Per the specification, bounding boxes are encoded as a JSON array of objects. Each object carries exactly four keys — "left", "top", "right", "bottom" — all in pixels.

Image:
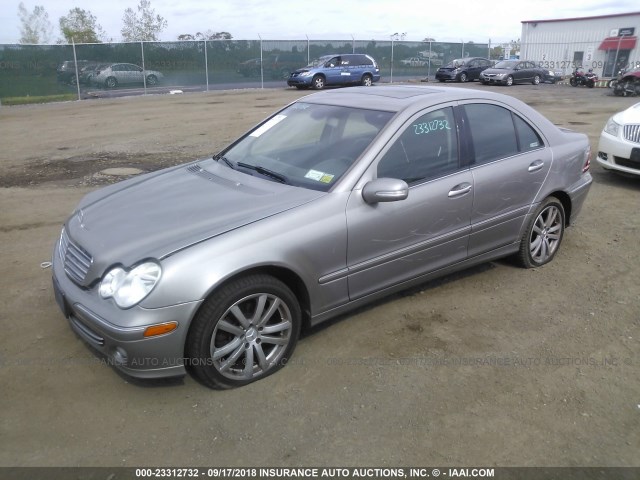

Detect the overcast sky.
[{"left": 1, "top": 0, "right": 638, "bottom": 44}]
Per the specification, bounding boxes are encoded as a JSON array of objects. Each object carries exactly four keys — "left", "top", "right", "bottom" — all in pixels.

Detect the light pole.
[
  {"left": 390, "top": 32, "right": 398, "bottom": 83},
  {"left": 390, "top": 32, "right": 406, "bottom": 83}
]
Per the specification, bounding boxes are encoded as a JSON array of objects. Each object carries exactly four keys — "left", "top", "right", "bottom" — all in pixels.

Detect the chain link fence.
[{"left": 0, "top": 39, "right": 493, "bottom": 103}]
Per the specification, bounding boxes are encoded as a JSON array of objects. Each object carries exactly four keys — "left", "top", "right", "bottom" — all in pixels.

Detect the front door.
[{"left": 345, "top": 105, "right": 473, "bottom": 300}]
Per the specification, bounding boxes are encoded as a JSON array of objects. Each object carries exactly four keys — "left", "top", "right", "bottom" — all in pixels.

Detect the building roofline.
[{"left": 521, "top": 11, "right": 640, "bottom": 24}]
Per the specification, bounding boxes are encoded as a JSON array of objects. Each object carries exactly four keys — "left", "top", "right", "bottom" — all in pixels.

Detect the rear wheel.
[
  {"left": 516, "top": 197, "right": 565, "bottom": 268},
  {"left": 105, "top": 77, "right": 117, "bottom": 89},
  {"left": 458, "top": 72, "right": 468, "bottom": 83},
  {"left": 186, "top": 274, "right": 301, "bottom": 389},
  {"left": 312, "top": 75, "right": 325, "bottom": 89},
  {"left": 146, "top": 74, "right": 158, "bottom": 86},
  {"left": 361, "top": 73, "right": 373, "bottom": 86},
  {"left": 532, "top": 74, "right": 541, "bottom": 85}
]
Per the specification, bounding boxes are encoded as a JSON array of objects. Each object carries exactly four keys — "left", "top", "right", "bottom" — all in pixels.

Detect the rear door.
[{"left": 461, "top": 102, "right": 551, "bottom": 257}]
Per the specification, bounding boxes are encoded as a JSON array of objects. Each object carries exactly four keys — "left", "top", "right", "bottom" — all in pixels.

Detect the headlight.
[
  {"left": 99, "top": 261, "right": 162, "bottom": 308},
  {"left": 495, "top": 73, "right": 506, "bottom": 78},
  {"left": 604, "top": 117, "right": 620, "bottom": 137},
  {"left": 300, "top": 71, "right": 313, "bottom": 77}
]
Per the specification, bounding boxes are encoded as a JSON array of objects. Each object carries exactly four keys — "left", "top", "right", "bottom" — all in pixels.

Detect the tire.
[
  {"left": 361, "top": 73, "right": 373, "bottom": 87},
  {"left": 105, "top": 77, "right": 117, "bottom": 89},
  {"left": 532, "top": 75, "right": 540, "bottom": 85},
  {"left": 505, "top": 75, "right": 514, "bottom": 86},
  {"left": 146, "top": 74, "right": 158, "bottom": 86},
  {"left": 458, "top": 72, "right": 468, "bottom": 83},
  {"left": 587, "top": 80, "right": 594, "bottom": 88},
  {"left": 516, "top": 197, "right": 565, "bottom": 268},
  {"left": 186, "top": 274, "right": 301, "bottom": 389},
  {"left": 312, "top": 75, "right": 325, "bottom": 90},
  {"left": 570, "top": 77, "right": 577, "bottom": 87}
]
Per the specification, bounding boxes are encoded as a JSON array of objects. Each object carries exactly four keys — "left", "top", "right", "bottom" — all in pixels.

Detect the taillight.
[{"left": 582, "top": 145, "right": 591, "bottom": 173}]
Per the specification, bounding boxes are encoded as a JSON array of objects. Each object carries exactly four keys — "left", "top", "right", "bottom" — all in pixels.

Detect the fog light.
[
  {"left": 143, "top": 322, "right": 178, "bottom": 338},
  {"left": 598, "top": 151, "right": 608, "bottom": 161},
  {"left": 111, "top": 347, "right": 128, "bottom": 366}
]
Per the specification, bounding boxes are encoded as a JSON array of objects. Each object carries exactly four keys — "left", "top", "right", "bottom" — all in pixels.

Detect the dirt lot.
[{"left": 1, "top": 83, "right": 639, "bottom": 468}]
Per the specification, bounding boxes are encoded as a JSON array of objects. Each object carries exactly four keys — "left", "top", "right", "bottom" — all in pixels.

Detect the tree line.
[{"left": 16, "top": 0, "right": 233, "bottom": 44}]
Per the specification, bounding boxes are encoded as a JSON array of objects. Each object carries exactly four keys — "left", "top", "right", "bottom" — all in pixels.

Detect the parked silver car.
[
  {"left": 52, "top": 86, "right": 593, "bottom": 389},
  {"left": 92, "top": 63, "right": 163, "bottom": 88}
]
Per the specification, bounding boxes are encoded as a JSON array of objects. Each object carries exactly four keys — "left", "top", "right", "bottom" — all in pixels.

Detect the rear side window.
[{"left": 464, "top": 104, "right": 543, "bottom": 164}]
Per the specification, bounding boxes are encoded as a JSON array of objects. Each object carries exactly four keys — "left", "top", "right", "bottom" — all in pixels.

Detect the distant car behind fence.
[{"left": 0, "top": 39, "right": 493, "bottom": 102}]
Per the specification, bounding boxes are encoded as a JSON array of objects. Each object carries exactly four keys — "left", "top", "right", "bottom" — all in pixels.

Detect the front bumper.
[
  {"left": 597, "top": 131, "right": 640, "bottom": 176},
  {"left": 287, "top": 75, "right": 313, "bottom": 87},
  {"left": 435, "top": 71, "right": 457, "bottom": 81},
  {"left": 52, "top": 239, "right": 202, "bottom": 380},
  {"left": 481, "top": 76, "right": 506, "bottom": 84}
]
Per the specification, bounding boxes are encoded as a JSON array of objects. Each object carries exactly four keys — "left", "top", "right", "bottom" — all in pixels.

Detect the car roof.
[{"left": 300, "top": 85, "right": 519, "bottom": 112}]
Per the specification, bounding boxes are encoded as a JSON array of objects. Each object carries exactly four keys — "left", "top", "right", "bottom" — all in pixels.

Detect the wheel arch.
[
  {"left": 547, "top": 191, "right": 572, "bottom": 226},
  {"left": 195, "top": 265, "right": 312, "bottom": 332}
]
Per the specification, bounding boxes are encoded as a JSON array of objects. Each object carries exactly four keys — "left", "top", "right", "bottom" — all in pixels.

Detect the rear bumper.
[{"left": 566, "top": 172, "right": 593, "bottom": 224}]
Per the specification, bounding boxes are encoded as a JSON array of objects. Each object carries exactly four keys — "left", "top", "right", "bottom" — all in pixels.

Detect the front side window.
[
  {"left": 219, "top": 103, "right": 393, "bottom": 191},
  {"left": 377, "top": 107, "right": 459, "bottom": 185}
]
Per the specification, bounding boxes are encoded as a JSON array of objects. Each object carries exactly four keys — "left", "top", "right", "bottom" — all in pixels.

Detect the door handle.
[
  {"left": 448, "top": 183, "right": 472, "bottom": 198},
  {"left": 528, "top": 160, "right": 544, "bottom": 172}
]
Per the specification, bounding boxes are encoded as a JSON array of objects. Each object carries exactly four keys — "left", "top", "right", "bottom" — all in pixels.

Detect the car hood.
[
  {"left": 613, "top": 102, "right": 640, "bottom": 124},
  {"left": 65, "top": 159, "right": 324, "bottom": 286}
]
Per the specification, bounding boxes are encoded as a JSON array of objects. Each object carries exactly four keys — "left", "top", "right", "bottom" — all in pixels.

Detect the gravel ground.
[{"left": 0, "top": 83, "right": 638, "bottom": 468}]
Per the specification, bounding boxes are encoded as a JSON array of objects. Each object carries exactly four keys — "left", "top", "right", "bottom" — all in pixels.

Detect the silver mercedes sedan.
[{"left": 52, "top": 86, "right": 593, "bottom": 389}]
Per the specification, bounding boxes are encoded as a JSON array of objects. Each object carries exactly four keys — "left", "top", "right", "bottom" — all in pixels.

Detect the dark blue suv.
[{"left": 287, "top": 54, "right": 381, "bottom": 89}]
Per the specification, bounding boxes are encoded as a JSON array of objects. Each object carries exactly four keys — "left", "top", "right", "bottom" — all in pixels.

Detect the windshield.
[
  {"left": 218, "top": 102, "right": 393, "bottom": 192},
  {"left": 494, "top": 60, "right": 518, "bottom": 69},
  {"left": 445, "top": 59, "right": 466, "bottom": 68},
  {"left": 307, "top": 55, "right": 333, "bottom": 67}
]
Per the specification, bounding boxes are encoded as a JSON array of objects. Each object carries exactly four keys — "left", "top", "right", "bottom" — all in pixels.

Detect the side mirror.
[{"left": 362, "top": 178, "right": 409, "bottom": 204}]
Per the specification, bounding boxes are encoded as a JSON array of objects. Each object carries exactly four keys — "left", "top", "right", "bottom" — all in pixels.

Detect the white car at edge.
[{"left": 597, "top": 102, "right": 640, "bottom": 177}]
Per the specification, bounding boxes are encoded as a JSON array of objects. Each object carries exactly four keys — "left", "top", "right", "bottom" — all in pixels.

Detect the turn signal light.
[{"left": 143, "top": 322, "right": 178, "bottom": 338}]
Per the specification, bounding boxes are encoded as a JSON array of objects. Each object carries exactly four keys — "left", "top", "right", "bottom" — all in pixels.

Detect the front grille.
[
  {"left": 59, "top": 228, "right": 93, "bottom": 284},
  {"left": 623, "top": 124, "right": 640, "bottom": 144}
]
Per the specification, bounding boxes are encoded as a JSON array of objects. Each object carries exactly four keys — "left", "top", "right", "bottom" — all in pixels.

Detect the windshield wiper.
[
  {"left": 237, "top": 162, "right": 289, "bottom": 184},
  {"left": 213, "top": 153, "right": 234, "bottom": 169}
]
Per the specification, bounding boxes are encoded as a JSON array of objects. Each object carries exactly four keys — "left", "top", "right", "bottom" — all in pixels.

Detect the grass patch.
[{"left": 1, "top": 93, "right": 78, "bottom": 105}]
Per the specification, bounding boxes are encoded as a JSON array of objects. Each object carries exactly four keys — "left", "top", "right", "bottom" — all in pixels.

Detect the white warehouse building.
[{"left": 520, "top": 11, "right": 639, "bottom": 78}]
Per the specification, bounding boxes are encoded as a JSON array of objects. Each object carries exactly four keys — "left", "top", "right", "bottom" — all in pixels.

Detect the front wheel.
[
  {"left": 570, "top": 77, "right": 577, "bottom": 87},
  {"left": 505, "top": 75, "right": 514, "bottom": 86},
  {"left": 532, "top": 75, "right": 540, "bottom": 85},
  {"left": 516, "top": 197, "right": 565, "bottom": 268},
  {"left": 458, "top": 72, "right": 468, "bottom": 83},
  {"left": 361, "top": 73, "right": 373, "bottom": 86},
  {"left": 146, "top": 74, "right": 158, "bottom": 86},
  {"left": 312, "top": 75, "right": 325, "bottom": 89},
  {"left": 186, "top": 274, "right": 301, "bottom": 389}
]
